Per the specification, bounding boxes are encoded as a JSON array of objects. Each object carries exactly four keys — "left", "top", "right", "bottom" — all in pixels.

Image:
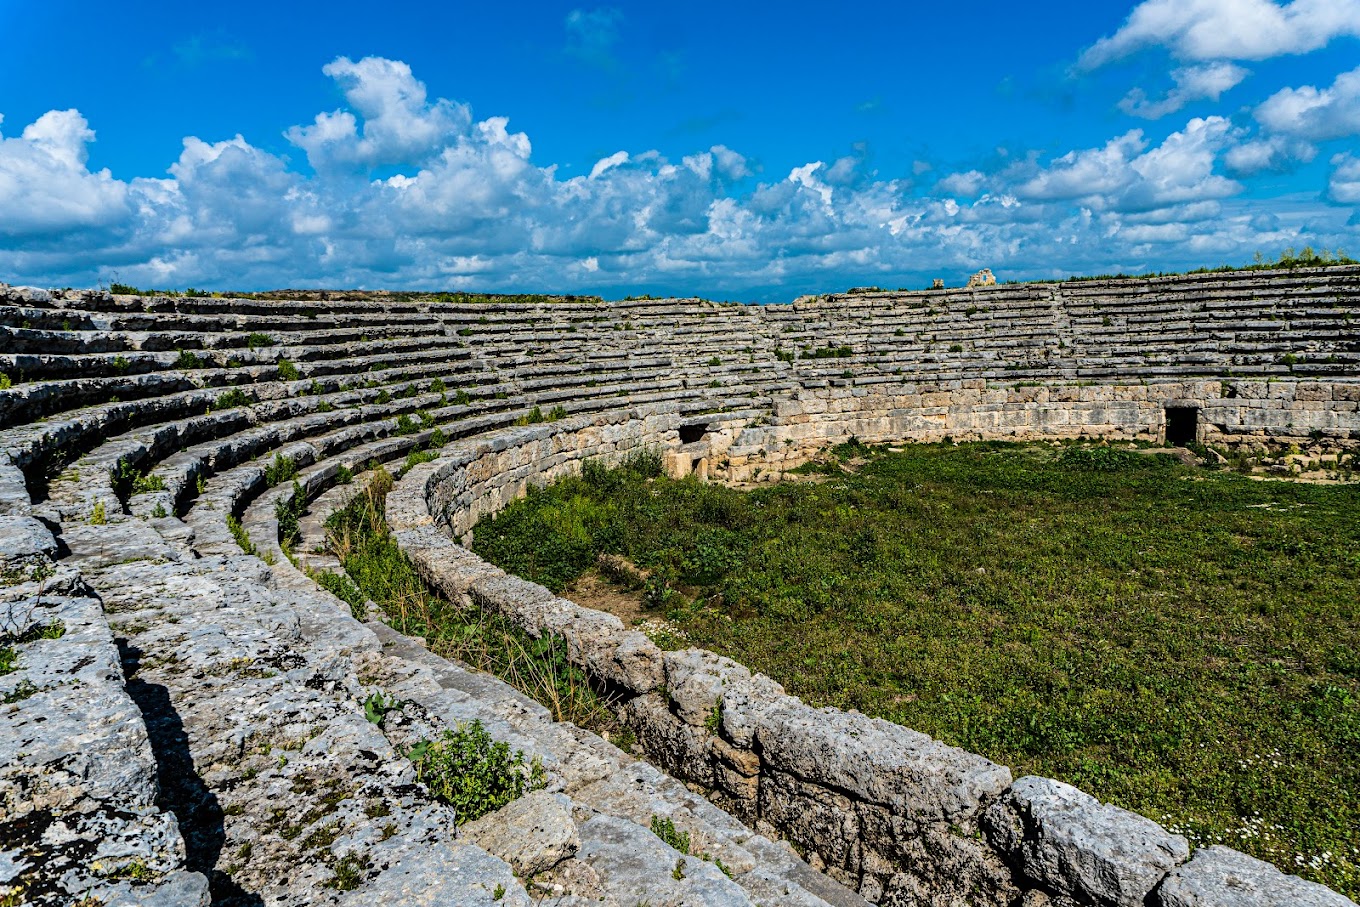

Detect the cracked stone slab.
[
  {"left": 984, "top": 776, "right": 1190, "bottom": 907},
  {"left": 1154, "top": 847, "right": 1359, "bottom": 907},
  {"left": 461, "top": 790, "right": 580, "bottom": 877}
]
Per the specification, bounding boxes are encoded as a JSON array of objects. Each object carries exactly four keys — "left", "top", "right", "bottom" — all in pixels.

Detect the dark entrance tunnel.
[
  {"left": 1165, "top": 406, "right": 1199, "bottom": 446},
  {"left": 679, "top": 423, "right": 709, "bottom": 445}
]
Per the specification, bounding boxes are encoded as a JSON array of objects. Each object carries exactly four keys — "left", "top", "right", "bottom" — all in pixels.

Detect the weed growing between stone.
[
  {"left": 407, "top": 719, "right": 544, "bottom": 824},
  {"left": 225, "top": 515, "right": 257, "bottom": 557},
  {"left": 649, "top": 815, "right": 690, "bottom": 854},
  {"left": 648, "top": 814, "right": 732, "bottom": 876},
  {"left": 473, "top": 441, "right": 1360, "bottom": 897},
  {"left": 309, "top": 570, "right": 368, "bottom": 620},
  {"left": 324, "top": 470, "right": 616, "bottom": 731},
  {"left": 275, "top": 481, "right": 306, "bottom": 553}
]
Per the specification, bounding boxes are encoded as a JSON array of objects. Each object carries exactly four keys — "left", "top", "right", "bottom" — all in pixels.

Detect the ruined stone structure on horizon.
[{"left": 2, "top": 266, "right": 1358, "bottom": 905}]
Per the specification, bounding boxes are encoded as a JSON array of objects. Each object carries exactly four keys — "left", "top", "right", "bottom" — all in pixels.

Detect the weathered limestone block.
[
  {"left": 983, "top": 776, "right": 1189, "bottom": 907},
  {"left": 0, "top": 515, "right": 56, "bottom": 571},
  {"left": 719, "top": 672, "right": 788, "bottom": 748},
  {"left": 759, "top": 770, "right": 862, "bottom": 875},
  {"left": 575, "top": 813, "right": 754, "bottom": 906},
  {"left": 123, "top": 873, "right": 215, "bottom": 907},
  {"left": 1296, "top": 383, "right": 1332, "bottom": 402},
  {"left": 857, "top": 805, "right": 1018, "bottom": 907},
  {"left": 755, "top": 703, "right": 1012, "bottom": 824},
  {"left": 0, "top": 454, "right": 31, "bottom": 516},
  {"left": 460, "top": 790, "right": 580, "bottom": 877},
  {"left": 337, "top": 842, "right": 533, "bottom": 906},
  {"left": 665, "top": 648, "right": 754, "bottom": 727},
  {"left": 0, "top": 595, "right": 160, "bottom": 820},
  {"left": 622, "top": 693, "right": 718, "bottom": 789},
  {"left": 1153, "top": 847, "right": 1358, "bottom": 907}
]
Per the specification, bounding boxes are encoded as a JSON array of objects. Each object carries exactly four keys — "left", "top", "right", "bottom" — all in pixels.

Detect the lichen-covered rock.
[
  {"left": 336, "top": 842, "right": 532, "bottom": 906},
  {"left": 0, "top": 515, "right": 56, "bottom": 571},
  {"left": 1154, "top": 847, "right": 1359, "bottom": 907},
  {"left": 461, "top": 790, "right": 580, "bottom": 877},
  {"left": 665, "top": 648, "right": 752, "bottom": 727},
  {"left": 984, "top": 776, "right": 1190, "bottom": 906},
  {"left": 755, "top": 701, "right": 1012, "bottom": 823},
  {"left": 575, "top": 813, "right": 754, "bottom": 906},
  {"left": 718, "top": 671, "right": 786, "bottom": 748},
  {"left": 101, "top": 869, "right": 211, "bottom": 907}
]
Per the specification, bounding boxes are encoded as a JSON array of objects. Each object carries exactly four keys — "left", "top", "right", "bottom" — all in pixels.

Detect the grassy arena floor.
[{"left": 470, "top": 442, "right": 1360, "bottom": 896}]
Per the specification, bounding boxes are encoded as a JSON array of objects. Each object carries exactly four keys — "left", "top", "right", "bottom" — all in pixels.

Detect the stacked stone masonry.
[{"left": 0, "top": 266, "right": 1357, "bottom": 906}]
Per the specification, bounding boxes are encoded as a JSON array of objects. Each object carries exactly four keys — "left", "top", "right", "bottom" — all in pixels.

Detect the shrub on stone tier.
[{"left": 407, "top": 720, "right": 544, "bottom": 824}]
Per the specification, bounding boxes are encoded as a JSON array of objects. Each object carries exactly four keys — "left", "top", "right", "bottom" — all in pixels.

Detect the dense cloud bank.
[{"left": 2, "top": 40, "right": 1358, "bottom": 296}]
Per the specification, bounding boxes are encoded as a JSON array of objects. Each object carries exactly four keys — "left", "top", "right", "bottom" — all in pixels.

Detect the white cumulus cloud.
[
  {"left": 1224, "top": 135, "right": 1318, "bottom": 174},
  {"left": 1082, "top": 0, "right": 1360, "bottom": 67},
  {"left": 0, "top": 110, "right": 128, "bottom": 236},
  {"left": 1119, "top": 62, "right": 1249, "bottom": 118},
  {"left": 1254, "top": 65, "right": 1360, "bottom": 140},
  {"left": 285, "top": 56, "right": 471, "bottom": 171},
  {"left": 1329, "top": 152, "right": 1360, "bottom": 203},
  {"left": 1012, "top": 118, "right": 1240, "bottom": 211}
]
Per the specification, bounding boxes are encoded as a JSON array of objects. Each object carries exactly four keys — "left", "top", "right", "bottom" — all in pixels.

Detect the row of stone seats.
[
  {"left": 1, "top": 458, "right": 211, "bottom": 906},
  {"left": 42, "top": 356, "right": 728, "bottom": 526},
  {"left": 2, "top": 326, "right": 770, "bottom": 520},
  {"left": 2, "top": 285, "right": 864, "bottom": 902},
  {"left": 4, "top": 274, "right": 1358, "bottom": 903}
]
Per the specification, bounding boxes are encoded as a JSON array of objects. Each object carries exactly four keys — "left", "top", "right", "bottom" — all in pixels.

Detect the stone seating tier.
[{"left": 1, "top": 269, "right": 1358, "bottom": 905}]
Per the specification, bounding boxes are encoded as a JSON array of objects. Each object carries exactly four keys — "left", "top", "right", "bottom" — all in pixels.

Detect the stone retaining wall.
[
  {"left": 706, "top": 378, "right": 1360, "bottom": 482},
  {"left": 387, "top": 412, "right": 1356, "bottom": 907}
]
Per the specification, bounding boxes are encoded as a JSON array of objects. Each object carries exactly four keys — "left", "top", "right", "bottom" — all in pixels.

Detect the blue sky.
[{"left": 2, "top": 0, "right": 1359, "bottom": 300}]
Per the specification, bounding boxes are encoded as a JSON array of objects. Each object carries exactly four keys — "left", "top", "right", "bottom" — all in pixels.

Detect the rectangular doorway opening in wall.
[
  {"left": 679, "top": 424, "right": 709, "bottom": 444},
  {"left": 1165, "top": 406, "right": 1198, "bottom": 446}
]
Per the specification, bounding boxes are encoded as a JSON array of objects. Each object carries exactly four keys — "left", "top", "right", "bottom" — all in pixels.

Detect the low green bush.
[
  {"left": 311, "top": 569, "right": 367, "bottom": 620},
  {"left": 226, "top": 515, "right": 256, "bottom": 556},
  {"left": 275, "top": 481, "right": 305, "bottom": 550},
  {"left": 408, "top": 720, "right": 543, "bottom": 823},
  {"left": 264, "top": 454, "right": 297, "bottom": 486},
  {"left": 649, "top": 815, "right": 690, "bottom": 854},
  {"left": 211, "top": 388, "right": 252, "bottom": 410}
]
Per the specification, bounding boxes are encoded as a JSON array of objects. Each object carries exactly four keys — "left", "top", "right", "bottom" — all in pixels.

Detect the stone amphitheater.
[{"left": 2, "top": 266, "right": 1358, "bottom": 907}]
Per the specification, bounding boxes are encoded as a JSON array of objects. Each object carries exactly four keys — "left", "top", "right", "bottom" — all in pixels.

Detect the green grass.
[
  {"left": 226, "top": 514, "right": 257, "bottom": 556},
  {"left": 471, "top": 441, "right": 1360, "bottom": 896},
  {"left": 324, "top": 470, "right": 615, "bottom": 730},
  {"left": 310, "top": 569, "right": 368, "bottom": 620}
]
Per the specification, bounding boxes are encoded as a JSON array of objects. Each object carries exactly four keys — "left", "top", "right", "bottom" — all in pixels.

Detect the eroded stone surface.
[
  {"left": 461, "top": 790, "right": 580, "bottom": 877},
  {"left": 984, "top": 776, "right": 1190, "bottom": 906},
  {"left": 1155, "top": 846, "right": 1357, "bottom": 907}
]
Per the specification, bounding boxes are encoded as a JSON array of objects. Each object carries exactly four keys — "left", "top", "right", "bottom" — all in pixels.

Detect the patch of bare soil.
[{"left": 563, "top": 570, "right": 649, "bottom": 626}]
